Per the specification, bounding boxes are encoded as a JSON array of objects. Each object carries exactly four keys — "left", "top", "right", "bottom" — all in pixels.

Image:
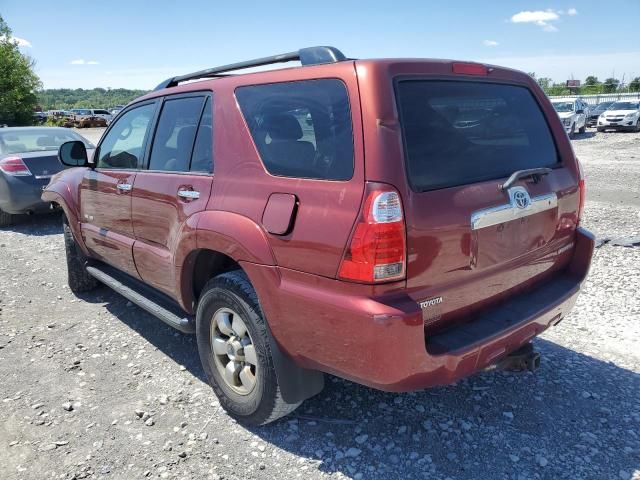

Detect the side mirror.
[{"left": 59, "top": 140, "right": 90, "bottom": 167}]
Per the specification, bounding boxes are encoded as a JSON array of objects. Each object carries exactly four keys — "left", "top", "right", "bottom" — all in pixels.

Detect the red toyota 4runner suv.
[{"left": 44, "top": 47, "right": 594, "bottom": 425}]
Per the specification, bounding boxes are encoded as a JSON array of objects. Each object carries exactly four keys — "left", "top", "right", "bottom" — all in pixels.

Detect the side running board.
[{"left": 86, "top": 265, "right": 195, "bottom": 334}]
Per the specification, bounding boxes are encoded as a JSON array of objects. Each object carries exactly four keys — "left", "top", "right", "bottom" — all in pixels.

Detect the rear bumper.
[
  {"left": 0, "top": 175, "right": 51, "bottom": 214},
  {"left": 244, "top": 227, "right": 595, "bottom": 392}
]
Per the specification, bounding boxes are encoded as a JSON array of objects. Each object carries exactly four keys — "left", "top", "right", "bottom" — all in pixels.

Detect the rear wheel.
[
  {"left": 196, "top": 270, "right": 301, "bottom": 425},
  {"left": 0, "top": 208, "right": 13, "bottom": 227},
  {"left": 63, "top": 216, "right": 99, "bottom": 293}
]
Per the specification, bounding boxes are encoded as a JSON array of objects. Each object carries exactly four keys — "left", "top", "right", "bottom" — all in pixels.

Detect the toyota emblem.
[{"left": 513, "top": 190, "right": 530, "bottom": 209}]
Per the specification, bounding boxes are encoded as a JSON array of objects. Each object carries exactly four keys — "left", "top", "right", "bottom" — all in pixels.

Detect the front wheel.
[
  {"left": 635, "top": 118, "right": 640, "bottom": 132},
  {"left": 569, "top": 123, "right": 576, "bottom": 138},
  {"left": 196, "top": 270, "right": 301, "bottom": 425},
  {"left": 578, "top": 121, "right": 586, "bottom": 134},
  {"left": 63, "top": 216, "right": 99, "bottom": 293}
]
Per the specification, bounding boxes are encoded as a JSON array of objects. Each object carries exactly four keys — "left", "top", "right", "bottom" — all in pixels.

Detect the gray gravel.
[{"left": 0, "top": 129, "right": 638, "bottom": 480}]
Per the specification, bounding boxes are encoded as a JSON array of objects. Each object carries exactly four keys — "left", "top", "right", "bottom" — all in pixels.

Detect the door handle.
[
  {"left": 117, "top": 183, "right": 132, "bottom": 192},
  {"left": 177, "top": 189, "right": 200, "bottom": 200}
]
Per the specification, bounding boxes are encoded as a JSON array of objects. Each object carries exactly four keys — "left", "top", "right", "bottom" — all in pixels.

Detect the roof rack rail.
[{"left": 154, "top": 46, "right": 347, "bottom": 91}]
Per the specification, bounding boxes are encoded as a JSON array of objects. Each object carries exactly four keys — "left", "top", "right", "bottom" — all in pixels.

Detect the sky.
[{"left": 2, "top": 0, "right": 639, "bottom": 89}]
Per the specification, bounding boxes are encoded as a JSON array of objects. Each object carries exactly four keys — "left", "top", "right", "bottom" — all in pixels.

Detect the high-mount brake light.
[
  {"left": 338, "top": 183, "right": 406, "bottom": 283},
  {"left": 452, "top": 62, "right": 488, "bottom": 76},
  {"left": 0, "top": 156, "right": 32, "bottom": 176}
]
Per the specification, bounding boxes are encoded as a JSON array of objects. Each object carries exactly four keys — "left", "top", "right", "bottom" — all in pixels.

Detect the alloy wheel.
[{"left": 210, "top": 308, "right": 258, "bottom": 395}]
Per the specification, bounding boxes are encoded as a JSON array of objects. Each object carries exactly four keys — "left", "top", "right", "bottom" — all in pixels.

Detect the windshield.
[
  {"left": 595, "top": 102, "right": 613, "bottom": 111},
  {"left": 396, "top": 81, "right": 558, "bottom": 192},
  {"left": 609, "top": 102, "right": 639, "bottom": 111},
  {"left": 552, "top": 102, "right": 574, "bottom": 113},
  {"left": 0, "top": 129, "right": 94, "bottom": 155}
]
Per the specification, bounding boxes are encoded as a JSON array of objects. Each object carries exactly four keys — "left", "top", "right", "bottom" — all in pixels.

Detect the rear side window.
[
  {"left": 149, "top": 97, "right": 204, "bottom": 172},
  {"left": 236, "top": 79, "right": 353, "bottom": 180},
  {"left": 396, "top": 81, "right": 559, "bottom": 192}
]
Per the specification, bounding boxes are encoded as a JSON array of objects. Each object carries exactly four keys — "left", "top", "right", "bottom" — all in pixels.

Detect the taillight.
[
  {"left": 0, "top": 156, "right": 32, "bottom": 176},
  {"left": 452, "top": 62, "right": 488, "bottom": 76},
  {"left": 338, "top": 183, "right": 406, "bottom": 283}
]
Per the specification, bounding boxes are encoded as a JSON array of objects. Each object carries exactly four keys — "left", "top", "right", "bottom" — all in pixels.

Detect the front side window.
[
  {"left": 97, "top": 103, "right": 155, "bottom": 169},
  {"left": 236, "top": 79, "right": 354, "bottom": 180},
  {"left": 396, "top": 80, "right": 559, "bottom": 192},
  {"left": 148, "top": 97, "right": 205, "bottom": 172}
]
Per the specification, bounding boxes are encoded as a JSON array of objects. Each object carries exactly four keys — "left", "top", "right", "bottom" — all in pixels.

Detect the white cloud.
[
  {"left": 70, "top": 59, "right": 100, "bottom": 65},
  {"left": 509, "top": 9, "right": 578, "bottom": 31},
  {"left": 483, "top": 40, "right": 499, "bottom": 47},
  {"left": 0, "top": 35, "right": 32, "bottom": 47}
]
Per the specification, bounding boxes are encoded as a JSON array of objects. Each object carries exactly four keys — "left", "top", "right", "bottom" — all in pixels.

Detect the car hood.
[
  {"left": 556, "top": 111, "right": 575, "bottom": 119},
  {"left": 603, "top": 109, "right": 638, "bottom": 116}
]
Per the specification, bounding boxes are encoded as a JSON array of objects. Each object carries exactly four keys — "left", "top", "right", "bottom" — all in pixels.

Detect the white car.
[
  {"left": 69, "top": 109, "right": 114, "bottom": 125},
  {"left": 551, "top": 98, "right": 588, "bottom": 137},
  {"left": 597, "top": 101, "right": 640, "bottom": 132}
]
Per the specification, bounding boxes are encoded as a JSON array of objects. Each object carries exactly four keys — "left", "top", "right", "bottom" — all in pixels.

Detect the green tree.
[
  {"left": 602, "top": 77, "right": 620, "bottom": 93},
  {"left": 537, "top": 77, "right": 552, "bottom": 90},
  {"left": 629, "top": 77, "right": 640, "bottom": 93},
  {"left": 0, "top": 15, "right": 42, "bottom": 125},
  {"left": 584, "top": 76, "right": 600, "bottom": 86}
]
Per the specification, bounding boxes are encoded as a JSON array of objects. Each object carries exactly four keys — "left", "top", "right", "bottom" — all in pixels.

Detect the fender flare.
[
  {"left": 174, "top": 210, "right": 277, "bottom": 310},
  {"left": 42, "top": 180, "right": 90, "bottom": 256},
  {"left": 174, "top": 212, "right": 324, "bottom": 403}
]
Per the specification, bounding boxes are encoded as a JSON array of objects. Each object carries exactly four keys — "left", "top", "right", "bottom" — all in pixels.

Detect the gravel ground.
[{"left": 1, "top": 129, "right": 638, "bottom": 480}]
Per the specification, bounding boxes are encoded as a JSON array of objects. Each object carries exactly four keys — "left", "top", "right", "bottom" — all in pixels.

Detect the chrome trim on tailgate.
[{"left": 471, "top": 187, "right": 557, "bottom": 230}]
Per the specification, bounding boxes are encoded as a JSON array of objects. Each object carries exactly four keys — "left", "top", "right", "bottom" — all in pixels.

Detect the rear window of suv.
[
  {"left": 236, "top": 79, "right": 354, "bottom": 180},
  {"left": 396, "top": 80, "right": 559, "bottom": 192}
]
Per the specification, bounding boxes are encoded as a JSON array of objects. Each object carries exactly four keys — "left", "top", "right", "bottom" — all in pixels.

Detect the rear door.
[
  {"left": 131, "top": 93, "right": 213, "bottom": 297},
  {"left": 80, "top": 101, "right": 157, "bottom": 277},
  {"left": 394, "top": 79, "right": 579, "bottom": 329}
]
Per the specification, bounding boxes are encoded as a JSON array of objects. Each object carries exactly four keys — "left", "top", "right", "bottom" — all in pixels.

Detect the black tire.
[
  {"left": 0, "top": 208, "right": 13, "bottom": 227},
  {"left": 578, "top": 121, "right": 586, "bottom": 134},
  {"left": 63, "top": 216, "right": 99, "bottom": 293},
  {"left": 196, "top": 270, "right": 300, "bottom": 425},
  {"left": 597, "top": 127, "right": 604, "bottom": 133},
  {"left": 635, "top": 118, "right": 640, "bottom": 133},
  {"left": 569, "top": 123, "right": 576, "bottom": 138}
]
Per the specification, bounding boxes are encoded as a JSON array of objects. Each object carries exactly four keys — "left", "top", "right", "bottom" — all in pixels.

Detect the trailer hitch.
[{"left": 492, "top": 343, "right": 541, "bottom": 372}]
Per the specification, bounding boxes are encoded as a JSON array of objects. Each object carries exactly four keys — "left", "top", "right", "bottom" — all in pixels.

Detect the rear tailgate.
[{"left": 393, "top": 73, "right": 581, "bottom": 333}]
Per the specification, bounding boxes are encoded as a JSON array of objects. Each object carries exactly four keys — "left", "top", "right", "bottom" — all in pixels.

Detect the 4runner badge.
[{"left": 419, "top": 297, "right": 443, "bottom": 309}]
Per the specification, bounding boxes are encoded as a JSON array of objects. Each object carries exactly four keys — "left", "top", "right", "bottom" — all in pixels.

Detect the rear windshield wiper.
[{"left": 499, "top": 168, "right": 552, "bottom": 191}]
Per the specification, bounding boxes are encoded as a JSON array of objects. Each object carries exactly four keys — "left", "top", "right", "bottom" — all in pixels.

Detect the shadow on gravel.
[
  {"left": 76, "top": 288, "right": 639, "bottom": 479},
  {"left": 0, "top": 212, "right": 62, "bottom": 236},
  {"left": 76, "top": 286, "right": 206, "bottom": 383},
  {"left": 247, "top": 339, "right": 639, "bottom": 480},
  {"left": 572, "top": 131, "right": 596, "bottom": 140}
]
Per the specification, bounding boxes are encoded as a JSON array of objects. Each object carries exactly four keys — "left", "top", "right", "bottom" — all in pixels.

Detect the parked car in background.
[
  {"left": 597, "top": 101, "right": 640, "bottom": 132},
  {"left": 70, "top": 108, "right": 113, "bottom": 127},
  {"left": 45, "top": 47, "right": 593, "bottom": 426},
  {"left": 587, "top": 101, "right": 614, "bottom": 127},
  {"left": 0, "top": 127, "right": 94, "bottom": 225},
  {"left": 32, "top": 112, "right": 47, "bottom": 124},
  {"left": 110, "top": 105, "right": 125, "bottom": 116},
  {"left": 551, "top": 98, "right": 588, "bottom": 137}
]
